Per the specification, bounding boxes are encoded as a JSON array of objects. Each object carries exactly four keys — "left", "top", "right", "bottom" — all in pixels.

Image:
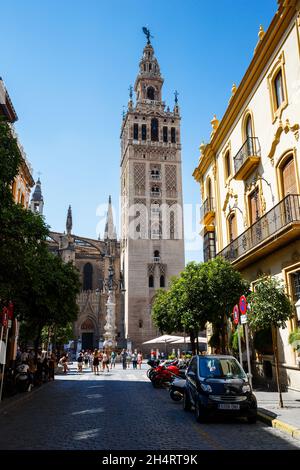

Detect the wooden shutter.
[
  {"left": 282, "top": 157, "right": 297, "bottom": 196},
  {"left": 249, "top": 188, "right": 261, "bottom": 225}
]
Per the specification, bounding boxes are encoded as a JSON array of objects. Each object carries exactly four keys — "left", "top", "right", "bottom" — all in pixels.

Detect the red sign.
[
  {"left": 239, "top": 295, "right": 247, "bottom": 315},
  {"left": 232, "top": 305, "right": 239, "bottom": 325},
  {"left": 7, "top": 302, "right": 14, "bottom": 320}
]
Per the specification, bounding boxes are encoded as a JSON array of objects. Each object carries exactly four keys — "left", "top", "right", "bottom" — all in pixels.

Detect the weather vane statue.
[
  {"left": 142, "top": 26, "right": 153, "bottom": 44},
  {"left": 174, "top": 90, "right": 179, "bottom": 104},
  {"left": 129, "top": 84, "right": 133, "bottom": 100}
]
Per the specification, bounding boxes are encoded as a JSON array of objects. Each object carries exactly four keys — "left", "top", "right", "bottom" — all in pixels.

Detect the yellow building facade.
[
  {"left": 0, "top": 77, "right": 34, "bottom": 207},
  {"left": 193, "top": 0, "right": 300, "bottom": 390}
]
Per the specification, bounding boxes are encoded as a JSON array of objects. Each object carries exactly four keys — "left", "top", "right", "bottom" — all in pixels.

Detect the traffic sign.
[
  {"left": 239, "top": 295, "right": 247, "bottom": 315},
  {"left": 232, "top": 305, "right": 239, "bottom": 325},
  {"left": 240, "top": 314, "right": 248, "bottom": 324}
]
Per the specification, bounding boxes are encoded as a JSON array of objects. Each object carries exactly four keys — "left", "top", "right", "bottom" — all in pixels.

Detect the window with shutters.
[
  {"left": 227, "top": 212, "right": 238, "bottom": 243},
  {"left": 248, "top": 188, "right": 261, "bottom": 225},
  {"left": 281, "top": 156, "right": 297, "bottom": 197},
  {"left": 267, "top": 52, "right": 288, "bottom": 122}
]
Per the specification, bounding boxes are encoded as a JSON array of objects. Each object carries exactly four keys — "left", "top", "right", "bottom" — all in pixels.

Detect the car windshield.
[{"left": 199, "top": 357, "right": 247, "bottom": 379}]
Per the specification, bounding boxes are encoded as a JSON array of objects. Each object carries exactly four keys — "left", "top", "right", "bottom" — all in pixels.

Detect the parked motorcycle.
[
  {"left": 169, "top": 376, "right": 186, "bottom": 401},
  {"left": 150, "top": 360, "right": 187, "bottom": 388}
]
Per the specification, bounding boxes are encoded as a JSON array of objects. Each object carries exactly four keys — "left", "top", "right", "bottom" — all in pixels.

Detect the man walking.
[{"left": 120, "top": 349, "right": 127, "bottom": 369}]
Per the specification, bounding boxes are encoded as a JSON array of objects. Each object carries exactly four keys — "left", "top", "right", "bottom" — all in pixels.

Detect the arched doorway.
[{"left": 80, "top": 318, "right": 95, "bottom": 350}]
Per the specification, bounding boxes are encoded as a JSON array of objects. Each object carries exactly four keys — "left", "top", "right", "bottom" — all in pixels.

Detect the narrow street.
[{"left": 0, "top": 363, "right": 299, "bottom": 450}]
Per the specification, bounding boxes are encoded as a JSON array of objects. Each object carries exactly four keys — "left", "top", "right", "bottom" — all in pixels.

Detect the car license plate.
[{"left": 218, "top": 404, "right": 240, "bottom": 410}]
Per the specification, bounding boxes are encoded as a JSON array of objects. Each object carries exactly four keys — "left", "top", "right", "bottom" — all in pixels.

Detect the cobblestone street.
[{"left": 0, "top": 363, "right": 300, "bottom": 450}]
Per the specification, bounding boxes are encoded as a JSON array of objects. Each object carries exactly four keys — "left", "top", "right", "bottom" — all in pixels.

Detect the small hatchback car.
[{"left": 184, "top": 355, "right": 257, "bottom": 423}]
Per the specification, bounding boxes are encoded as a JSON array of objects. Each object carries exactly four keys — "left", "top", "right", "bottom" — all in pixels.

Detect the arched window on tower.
[
  {"left": 160, "top": 275, "right": 165, "bottom": 288},
  {"left": 171, "top": 127, "right": 176, "bottom": 143},
  {"left": 153, "top": 250, "right": 160, "bottom": 262},
  {"left": 151, "top": 118, "right": 159, "bottom": 141},
  {"left": 83, "top": 263, "right": 93, "bottom": 291},
  {"left": 149, "top": 275, "right": 154, "bottom": 288},
  {"left": 147, "top": 87, "right": 155, "bottom": 100}
]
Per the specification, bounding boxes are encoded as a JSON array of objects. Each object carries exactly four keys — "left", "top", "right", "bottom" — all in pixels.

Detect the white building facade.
[{"left": 194, "top": 1, "right": 300, "bottom": 390}]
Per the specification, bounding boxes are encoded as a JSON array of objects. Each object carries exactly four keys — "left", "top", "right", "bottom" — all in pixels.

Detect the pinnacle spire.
[
  {"left": 30, "top": 178, "right": 44, "bottom": 214},
  {"left": 104, "top": 195, "right": 117, "bottom": 240},
  {"left": 31, "top": 178, "right": 43, "bottom": 202},
  {"left": 66, "top": 205, "right": 72, "bottom": 235}
]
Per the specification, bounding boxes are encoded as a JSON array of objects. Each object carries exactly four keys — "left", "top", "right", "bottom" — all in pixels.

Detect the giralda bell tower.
[{"left": 120, "top": 30, "right": 185, "bottom": 351}]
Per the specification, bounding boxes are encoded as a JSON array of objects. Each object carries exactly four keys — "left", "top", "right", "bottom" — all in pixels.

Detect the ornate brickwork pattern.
[
  {"left": 165, "top": 165, "right": 177, "bottom": 197},
  {"left": 148, "top": 264, "right": 155, "bottom": 275},
  {"left": 134, "top": 163, "right": 146, "bottom": 195}
]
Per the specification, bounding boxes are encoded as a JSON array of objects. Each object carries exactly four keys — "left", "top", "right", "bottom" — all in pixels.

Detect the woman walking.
[
  {"left": 92, "top": 349, "right": 100, "bottom": 375},
  {"left": 137, "top": 351, "right": 143, "bottom": 369},
  {"left": 102, "top": 351, "right": 110, "bottom": 372}
]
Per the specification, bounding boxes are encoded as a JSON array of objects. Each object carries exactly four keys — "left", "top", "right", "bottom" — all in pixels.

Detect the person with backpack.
[
  {"left": 110, "top": 350, "right": 117, "bottom": 369},
  {"left": 77, "top": 352, "right": 84, "bottom": 373}
]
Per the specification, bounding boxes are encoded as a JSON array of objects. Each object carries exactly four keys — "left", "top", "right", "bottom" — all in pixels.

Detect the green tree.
[
  {"left": 152, "top": 263, "right": 210, "bottom": 353},
  {"left": 18, "top": 248, "right": 80, "bottom": 353},
  {"left": 0, "top": 116, "right": 80, "bottom": 357},
  {"left": 203, "top": 257, "right": 249, "bottom": 353},
  {"left": 248, "top": 276, "right": 294, "bottom": 407}
]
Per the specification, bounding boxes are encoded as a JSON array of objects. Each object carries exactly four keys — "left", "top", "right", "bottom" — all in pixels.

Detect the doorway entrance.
[
  {"left": 80, "top": 318, "right": 95, "bottom": 350},
  {"left": 82, "top": 332, "right": 94, "bottom": 350}
]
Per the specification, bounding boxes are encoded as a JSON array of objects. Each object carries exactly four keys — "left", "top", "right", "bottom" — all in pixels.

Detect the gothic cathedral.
[{"left": 120, "top": 36, "right": 185, "bottom": 350}]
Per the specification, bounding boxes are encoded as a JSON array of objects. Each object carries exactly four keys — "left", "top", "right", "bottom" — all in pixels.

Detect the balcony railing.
[
  {"left": 150, "top": 173, "right": 161, "bottom": 181},
  {"left": 150, "top": 191, "right": 161, "bottom": 197},
  {"left": 218, "top": 194, "right": 300, "bottom": 266},
  {"left": 153, "top": 257, "right": 160, "bottom": 263},
  {"left": 200, "top": 197, "right": 215, "bottom": 223},
  {"left": 233, "top": 137, "right": 261, "bottom": 180}
]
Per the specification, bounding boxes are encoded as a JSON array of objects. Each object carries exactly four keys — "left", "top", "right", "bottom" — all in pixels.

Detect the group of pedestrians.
[
  {"left": 58, "top": 348, "right": 144, "bottom": 375},
  {"left": 120, "top": 349, "right": 143, "bottom": 370}
]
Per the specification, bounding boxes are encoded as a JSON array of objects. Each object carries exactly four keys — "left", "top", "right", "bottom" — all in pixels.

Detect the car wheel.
[
  {"left": 183, "top": 390, "right": 192, "bottom": 411},
  {"left": 195, "top": 399, "right": 206, "bottom": 422},
  {"left": 247, "top": 414, "right": 257, "bottom": 424}
]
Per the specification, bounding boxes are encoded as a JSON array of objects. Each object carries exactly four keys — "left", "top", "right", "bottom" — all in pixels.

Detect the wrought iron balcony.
[
  {"left": 218, "top": 194, "right": 300, "bottom": 268},
  {"left": 150, "top": 173, "right": 161, "bottom": 181},
  {"left": 233, "top": 137, "right": 261, "bottom": 180},
  {"left": 150, "top": 190, "right": 161, "bottom": 197},
  {"left": 200, "top": 197, "right": 215, "bottom": 224}
]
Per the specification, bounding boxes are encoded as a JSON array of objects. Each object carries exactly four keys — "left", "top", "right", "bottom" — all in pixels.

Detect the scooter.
[
  {"left": 169, "top": 376, "right": 186, "bottom": 401},
  {"left": 15, "top": 364, "right": 31, "bottom": 392}
]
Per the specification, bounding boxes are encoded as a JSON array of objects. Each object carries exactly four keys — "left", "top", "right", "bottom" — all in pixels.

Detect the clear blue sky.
[{"left": 1, "top": 0, "right": 277, "bottom": 263}]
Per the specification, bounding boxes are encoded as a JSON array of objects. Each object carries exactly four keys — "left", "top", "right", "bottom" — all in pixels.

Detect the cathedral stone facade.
[
  {"left": 44, "top": 198, "right": 125, "bottom": 352},
  {"left": 120, "top": 37, "right": 185, "bottom": 351}
]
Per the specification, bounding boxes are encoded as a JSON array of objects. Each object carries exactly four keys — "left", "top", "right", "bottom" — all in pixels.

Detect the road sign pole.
[
  {"left": 237, "top": 326, "right": 243, "bottom": 367},
  {"left": 244, "top": 323, "right": 252, "bottom": 388},
  {"left": 0, "top": 327, "right": 9, "bottom": 402}
]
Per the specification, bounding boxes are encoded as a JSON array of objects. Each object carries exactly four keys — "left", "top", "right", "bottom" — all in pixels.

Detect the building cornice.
[{"left": 210, "top": 3, "right": 297, "bottom": 151}]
